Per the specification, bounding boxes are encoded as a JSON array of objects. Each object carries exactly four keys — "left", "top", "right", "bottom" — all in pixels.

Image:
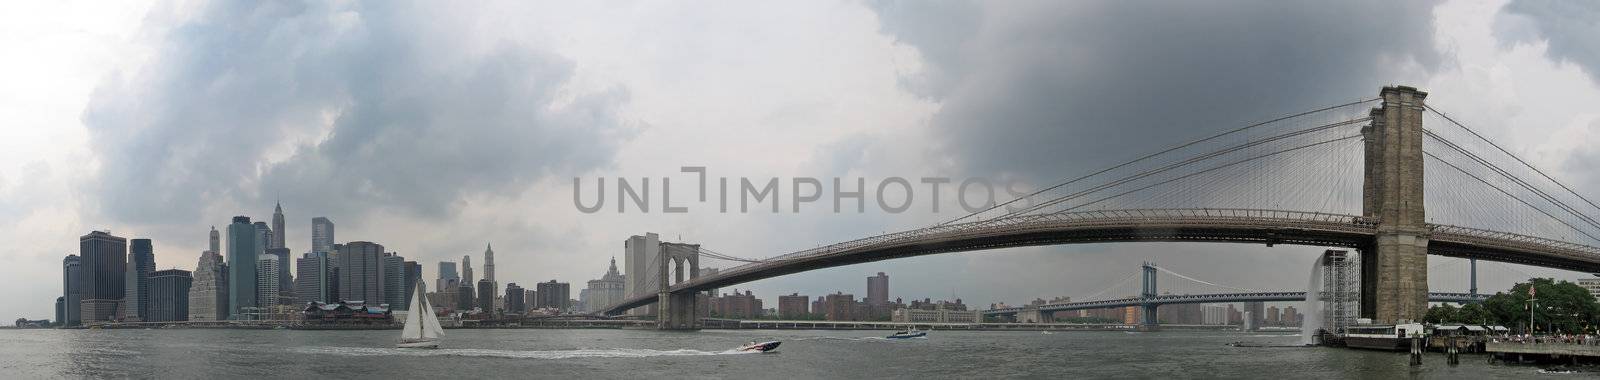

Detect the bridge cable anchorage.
[
  {"left": 1422, "top": 150, "right": 1600, "bottom": 244},
  {"left": 1045, "top": 134, "right": 1365, "bottom": 214},
  {"left": 1423, "top": 128, "right": 1600, "bottom": 233},
  {"left": 1427, "top": 105, "right": 1600, "bottom": 214},
  {"left": 938, "top": 98, "right": 1380, "bottom": 227},
  {"left": 1000, "top": 119, "right": 1368, "bottom": 219},
  {"left": 1155, "top": 266, "right": 1264, "bottom": 293}
]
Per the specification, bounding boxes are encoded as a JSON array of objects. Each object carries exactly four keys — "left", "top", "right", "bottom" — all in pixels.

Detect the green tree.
[
  {"left": 1423, "top": 303, "right": 1458, "bottom": 323},
  {"left": 1457, "top": 303, "right": 1491, "bottom": 325},
  {"left": 1479, "top": 278, "right": 1600, "bottom": 334}
]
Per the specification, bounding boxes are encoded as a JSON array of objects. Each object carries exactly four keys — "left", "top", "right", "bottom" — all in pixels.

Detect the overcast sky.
[{"left": 3, "top": 0, "right": 1600, "bottom": 319}]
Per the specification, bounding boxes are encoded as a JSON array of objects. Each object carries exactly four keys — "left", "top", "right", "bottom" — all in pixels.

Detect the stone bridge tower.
[{"left": 1360, "top": 86, "right": 1429, "bottom": 323}]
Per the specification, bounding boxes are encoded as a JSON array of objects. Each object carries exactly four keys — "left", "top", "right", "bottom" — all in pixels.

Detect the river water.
[{"left": 0, "top": 328, "right": 1575, "bottom": 378}]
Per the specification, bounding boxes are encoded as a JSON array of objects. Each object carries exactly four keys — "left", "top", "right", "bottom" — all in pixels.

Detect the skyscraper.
[
  {"left": 483, "top": 243, "right": 495, "bottom": 282},
  {"left": 270, "top": 202, "right": 286, "bottom": 250},
  {"left": 295, "top": 252, "right": 335, "bottom": 304},
  {"left": 311, "top": 217, "right": 334, "bottom": 255},
  {"left": 190, "top": 250, "right": 228, "bottom": 321},
  {"left": 382, "top": 253, "right": 406, "bottom": 309},
  {"left": 79, "top": 231, "right": 127, "bottom": 324},
  {"left": 505, "top": 283, "right": 525, "bottom": 314},
  {"left": 404, "top": 261, "right": 422, "bottom": 309},
  {"left": 253, "top": 221, "right": 271, "bottom": 257},
  {"left": 124, "top": 239, "right": 155, "bottom": 321},
  {"left": 867, "top": 272, "right": 889, "bottom": 306},
  {"left": 267, "top": 247, "right": 292, "bottom": 304},
  {"left": 227, "top": 216, "right": 258, "bottom": 319},
  {"left": 462, "top": 255, "right": 474, "bottom": 286},
  {"left": 149, "top": 269, "right": 192, "bottom": 322},
  {"left": 624, "top": 233, "right": 660, "bottom": 315},
  {"left": 584, "top": 257, "right": 626, "bottom": 312},
  {"left": 436, "top": 261, "right": 459, "bottom": 294},
  {"left": 62, "top": 255, "right": 81, "bottom": 326},
  {"left": 337, "top": 241, "right": 385, "bottom": 303},
  {"left": 256, "top": 255, "right": 279, "bottom": 313},
  {"left": 209, "top": 226, "right": 220, "bottom": 255},
  {"left": 477, "top": 279, "right": 497, "bottom": 315}
]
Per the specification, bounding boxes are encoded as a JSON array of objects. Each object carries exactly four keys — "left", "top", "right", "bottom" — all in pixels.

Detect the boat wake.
[{"left": 292, "top": 346, "right": 757, "bottom": 359}]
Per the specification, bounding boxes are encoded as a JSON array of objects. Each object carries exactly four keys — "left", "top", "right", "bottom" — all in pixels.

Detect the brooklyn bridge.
[{"left": 598, "top": 86, "right": 1600, "bottom": 329}]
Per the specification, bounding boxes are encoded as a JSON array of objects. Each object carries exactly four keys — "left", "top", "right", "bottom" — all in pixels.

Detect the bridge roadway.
[
  {"left": 982, "top": 291, "right": 1488, "bottom": 316},
  {"left": 602, "top": 208, "right": 1600, "bottom": 316}
]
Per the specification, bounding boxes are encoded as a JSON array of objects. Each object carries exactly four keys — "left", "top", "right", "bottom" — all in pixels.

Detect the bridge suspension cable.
[
  {"left": 1423, "top": 129, "right": 1600, "bottom": 232},
  {"left": 939, "top": 98, "right": 1380, "bottom": 226},
  {"left": 1155, "top": 266, "right": 1263, "bottom": 293},
  {"left": 1428, "top": 106, "right": 1600, "bottom": 214},
  {"left": 1075, "top": 272, "right": 1140, "bottom": 302}
]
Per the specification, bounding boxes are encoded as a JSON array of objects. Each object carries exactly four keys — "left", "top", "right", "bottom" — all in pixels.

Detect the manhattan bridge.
[{"left": 599, "top": 86, "right": 1600, "bottom": 330}]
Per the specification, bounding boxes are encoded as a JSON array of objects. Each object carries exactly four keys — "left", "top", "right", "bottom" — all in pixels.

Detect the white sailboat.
[{"left": 398, "top": 279, "right": 445, "bottom": 349}]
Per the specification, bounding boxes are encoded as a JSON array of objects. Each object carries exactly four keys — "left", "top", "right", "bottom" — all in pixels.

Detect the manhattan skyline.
[{"left": 7, "top": 0, "right": 1600, "bottom": 322}]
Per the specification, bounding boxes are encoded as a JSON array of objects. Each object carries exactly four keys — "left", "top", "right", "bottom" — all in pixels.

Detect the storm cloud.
[
  {"left": 81, "top": 0, "right": 631, "bottom": 225},
  {"left": 867, "top": 0, "right": 1441, "bottom": 182},
  {"left": 1501, "top": 0, "right": 1600, "bottom": 85}
]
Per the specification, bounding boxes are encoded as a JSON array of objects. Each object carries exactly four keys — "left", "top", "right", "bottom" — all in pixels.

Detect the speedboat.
[
  {"left": 737, "top": 341, "right": 782, "bottom": 353},
  {"left": 886, "top": 330, "right": 927, "bottom": 339}
]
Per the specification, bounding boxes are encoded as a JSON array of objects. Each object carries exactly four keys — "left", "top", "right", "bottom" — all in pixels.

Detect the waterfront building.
[
  {"left": 891, "top": 308, "right": 981, "bottom": 323},
  {"left": 79, "top": 230, "right": 127, "bottom": 324},
  {"left": 382, "top": 253, "right": 407, "bottom": 309},
  {"left": 483, "top": 243, "right": 495, "bottom": 282},
  {"left": 338, "top": 242, "right": 386, "bottom": 303},
  {"left": 149, "top": 269, "right": 192, "bottom": 322},
  {"left": 55, "top": 297, "right": 64, "bottom": 326},
  {"left": 584, "top": 257, "right": 626, "bottom": 312},
  {"left": 457, "top": 284, "right": 475, "bottom": 311},
  {"left": 505, "top": 283, "right": 525, "bottom": 314},
  {"left": 778, "top": 293, "right": 809, "bottom": 319},
  {"left": 709, "top": 289, "right": 762, "bottom": 319},
  {"left": 301, "top": 300, "right": 391, "bottom": 323},
  {"left": 426, "top": 291, "right": 458, "bottom": 313},
  {"left": 824, "top": 292, "right": 855, "bottom": 321},
  {"left": 1202, "top": 304, "right": 1229, "bottom": 325},
  {"left": 295, "top": 252, "right": 335, "bottom": 304},
  {"left": 270, "top": 202, "right": 286, "bottom": 249},
  {"left": 62, "top": 255, "right": 81, "bottom": 326},
  {"left": 1244, "top": 302, "right": 1265, "bottom": 330},
  {"left": 190, "top": 250, "right": 228, "bottom": 321},
  {"left": 122, "top": 238, "right": 155, "bottom": 321},
  {"left": 867, "top": 272, "right": 889, "bottom": 306},
  {"left": 266, "top": 247, "right": 293, "bottom": 304},
  {"left": 477, "top": 279, "right": 497, "bottom": 315},
  {"left": 227, "top": 216, "right": 258, "bottom": 319},
  {"left": 1157, "top": 302, "right": 1204, "bottom": 325},
  {"left": 1266, "top": 306, "right": 1281, "bottom": 325},
  {"left": 311, "top": 217, "right": 335, "bottom": 255},
  {"left": 535, "top": 280, "right": 570, "bottom": 311},
  {"left": 623, "top": 233, "right": 660, "bottom": 315},
  {"left": 257, "top": 255, "right": 280, "bottom": 308},
  {"left": 405, "top": 261, "right": 422, "bottom": 307},
  {"left": 1283, "top": 306, "right": 1300, "bottom": 326}
]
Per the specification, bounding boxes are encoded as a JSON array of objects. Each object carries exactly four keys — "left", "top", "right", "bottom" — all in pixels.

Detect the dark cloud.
[
  {"left": 867, "top": 0, "right": 1440, "bottom": 184},
  {"left": 81, "top": 0, "right": 630, "bottom": 225},
  {"left": 1501, "top": 0, "right": 1600, "bottom": 85}
]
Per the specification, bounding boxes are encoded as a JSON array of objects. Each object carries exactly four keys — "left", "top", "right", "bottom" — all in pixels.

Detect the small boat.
[
  {"left": 886, "top": 329, "right": 927, "bottom": 339},
  {"left": 397, "top": 278, "right": 445, "bottom": 349},
  {"left": 1041, "top": 331, "right": 1054, "bottom": 335},
  {"left": 737, "top": 341, "right": 782, "bottom": 353}
]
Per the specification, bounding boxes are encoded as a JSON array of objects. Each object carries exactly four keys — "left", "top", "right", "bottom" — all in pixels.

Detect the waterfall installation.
[{"left": 1301, "top": 257, "right": 1325, "bottom": 346}]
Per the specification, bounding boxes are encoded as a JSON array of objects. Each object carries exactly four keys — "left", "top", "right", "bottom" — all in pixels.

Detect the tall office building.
[
  {"left": 483, "top": 243, "right": 495, "bottom": 282},
  {"left": 462, "top": 255, "right": 474, "bottom": 286},
  {"left": 79, "top": 231, "right": 127, "bottom": 324},
  {"left": 227, "top": 216, "right": 258, "bottom": 318},
  {"left": 477, "top": 279, "right": 497, "bottom": 315},
  {"left": 505, "top": 283, "right": 525, "bottom": 314},
  {"left": 624, "top": 233, "right": 661, "bottom": 315},
  {"left": 122, "top": 239, "right": 155, "bottom": 322},
  {"left": 295, "top": 252, "right": 335, "bottom": 304},
  {"left": 382, "top": 253, "right": 407, "bottom": 309},
  {"left": 584, "top": 257, "right": 626, "bottom": 312},
  {"left": 270, "top": 202, "right": 286, "bottom": 249},
  {"left": 337, "top": 241, "right": 385, "bottom": 303},
  {"left": 1202, "top": 304, "right": 1229, "bottom": 325},
  {"left": 190, "top": 250, "right": 228, "bottom": 321},
  {"left": 257, "top": 255, "right": 280, "bottom": 310},
  {"left": 209, "top": 226, "right": 220, "bottom": 254},
  {"left": 535, "top": 280, "right": 570, "bottom": 311},
  {"left": 404, "top": 261, "right": 422, "bottom": 309},
  {"left": 253, "top": 222, "right": 271, "bottom": 256},
  {"left": 436, "top": 261, "right": 459, "bottom": 294},
  {"left": 1244, "top": 301, "right": 1265, "bottom": 331},
  {"left": 267, "top": 247, "right": 292, "bottom": 304},
  {"left": 311, "top": 217, "right": 334, "bottom": 256},
  {"left": 867, "top": 272, "right": 889, "bottom": 305},
  {"left": 149, "top": 269, "right": 192, "bottom": 322},
  {"left": 62, "top": 255, "right": 82, "bottom": 326},
  {"left": 457, "top": 284, "right": 476, "bottom": 310}
]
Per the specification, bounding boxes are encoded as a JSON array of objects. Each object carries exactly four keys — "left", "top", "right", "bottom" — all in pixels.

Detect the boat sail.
[{"left": 398, "top": 279, "right": 444, "bottom": 348}]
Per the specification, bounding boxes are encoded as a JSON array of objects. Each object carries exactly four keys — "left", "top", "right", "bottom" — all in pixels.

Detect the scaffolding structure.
[{"left": 1321, "top": 250, "right": 1361, "bottom": 334}]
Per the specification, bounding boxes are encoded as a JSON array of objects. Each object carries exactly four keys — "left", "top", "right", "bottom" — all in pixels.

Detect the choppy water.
[{"left": 0, "top": 328, "right": 1576, "bottom": 378}]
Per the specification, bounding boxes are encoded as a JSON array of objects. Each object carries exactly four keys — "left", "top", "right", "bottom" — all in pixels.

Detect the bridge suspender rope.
[
  {"left": 1428, "top": 106, "right": 1600, "bottom": 214},
  {"left": 1154, "top": 266, "right": 1263, "bottom": 293}
]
